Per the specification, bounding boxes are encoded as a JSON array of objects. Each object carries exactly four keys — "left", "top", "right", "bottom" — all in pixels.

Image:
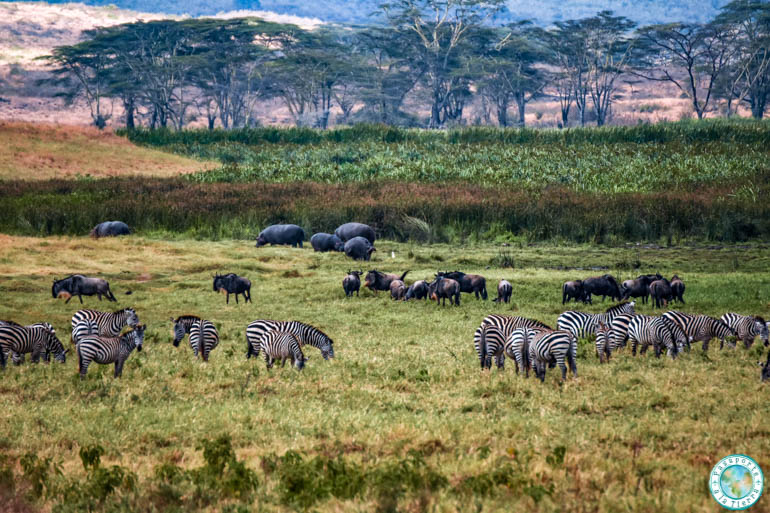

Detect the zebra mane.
[
  {"left": 605, "top": 302, "right": 631, "bottom": 314},
  {"left": 0, "top": 319, "right": 22, "bottom": 327},
  {"left": 754, "top": 315, "right": 766, "bottom": 324},
  {"left": 114, "top": 307, "right": 135, "bottom": 315},
  {"left": 174, "top": 315, "right": 201, "bottom": 323}
]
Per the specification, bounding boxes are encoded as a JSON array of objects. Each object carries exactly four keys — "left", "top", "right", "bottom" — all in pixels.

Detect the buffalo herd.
[{"left": 563, "top": 273, "right": 686, "bottom": 308}]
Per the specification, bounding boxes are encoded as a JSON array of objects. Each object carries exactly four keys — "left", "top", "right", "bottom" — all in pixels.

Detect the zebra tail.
[{"left": 480, "top": 326, "right": 488, "bottom": 370}]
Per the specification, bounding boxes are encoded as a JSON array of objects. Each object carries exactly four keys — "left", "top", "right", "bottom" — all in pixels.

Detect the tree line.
[{"left": 43, "top": 0, "right": 770, "bottom": 129}]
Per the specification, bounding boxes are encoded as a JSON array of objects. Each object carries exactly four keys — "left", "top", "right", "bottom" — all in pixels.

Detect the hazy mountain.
[{"left": 11, "top": 0, "right": 731, "bottom": 25}]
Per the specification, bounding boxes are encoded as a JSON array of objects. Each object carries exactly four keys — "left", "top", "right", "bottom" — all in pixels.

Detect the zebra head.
[
  {"left": 321, "top": 336, "right": 334, "bottom": 360},
  {"left": 754, "top": 317, "right": 768, "bottom": 345},
  {"left": 171, "top": 318, "right": 186, "bottom": 347},
  {"left": 46, "top": 331, "right": 67, "bottom": 363},
  {"left": 123, "top": 308, "right": 139, "bottom": 327},
  {"left": 130, "top": 324, "right": 146, "bottom": 352},
  {"left": 295, "top": 354, "right": 308, "bottom": 370}
]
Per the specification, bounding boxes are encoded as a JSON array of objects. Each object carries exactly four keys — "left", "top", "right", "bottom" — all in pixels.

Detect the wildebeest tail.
[{"left": 399, "top": 270, "right": 410, "bottom": 281}]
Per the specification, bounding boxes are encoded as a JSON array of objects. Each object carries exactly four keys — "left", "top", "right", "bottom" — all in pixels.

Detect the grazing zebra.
[
  {"left": 260, "top": 331, "right": 306, "bottom": 370},
  {"left": 557, "top": 301, "right": 635, "bottom": 339},
  {"left": 72, "top": 319, "right": 100, "bottom": 345},
  {"left": 0, "top": 323, "right": 67, "bottom": 369},
  {"left": 189, "top": 320, "right": 219, "bottom": 362},
  {"left": 503, "top": 328, "right": 544, "bottom": 377},
  {"left": 720, "top": 313, "right": 769, "bottom": 349},
  {"left": 628, "top": 316, "right": 681, "bottom": 359},
  {"left": 608, "top": 313, "right": 634, "bottom": 351},
  {"left": 71, "top": 308, "right": 139, "bottom": 341},
  {"left": 473, "top": 315, "right": 552, "bottom": 370},
  {"left": 170, "top": 315, "right": 201, "bottom": 347},
  {"left": 528, "top": 330, "right": 578, "bottom": 382},
  {"left": 594, "top": 322, "right": 612, "bottom": 363},
  {"left": 663, "top": 311, "right": 733, "bottom": 351},
  {"left": 245, "top": 320, "right": 334, "bottom": 362},
  {"left": 1, "top": 321, "right": 58, "bottom": 364},
  {"left": 77, "top": 325, "right": 145, "bottom": 379}
]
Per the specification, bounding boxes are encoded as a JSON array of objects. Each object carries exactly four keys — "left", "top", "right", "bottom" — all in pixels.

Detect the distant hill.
[{"left": 13, "top": 0, "right": 731, "bottom": 25}]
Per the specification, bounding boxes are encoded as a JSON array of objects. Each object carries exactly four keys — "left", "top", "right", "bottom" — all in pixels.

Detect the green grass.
[{"left": 0, "top": 235, "right": 769, "bottom": 511}]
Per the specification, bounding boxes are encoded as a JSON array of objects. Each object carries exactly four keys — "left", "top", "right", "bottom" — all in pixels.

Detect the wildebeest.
[
  {"left": 335, "top": 222, "right": 376, "bottom": 244},
  {"left": 390, "top": 280, "right": 406, "bottom": 300},
  {"left": 494, "top": 280, "right": 512, "bottom": 303},
  {"left": 213, "top": 273, "right": 252, "bottom": 304},
  {"left": 311, "top": 233, "right": 344, "bottom": 252},
  {"left": 583, "top": 274, "right": 622, "bottom": 303},
  {"left": 256, "top": 224, "right": 305, "bottom": 248},
  {"left": 52, "top": 275, "right": 117, "bottom": 304},
  {"left": 649, "top": 277, "right": 672, "bottom": 308},
  {"left": 90, "top": 221, "right": 131, "bottom": 238},
  {"left": 365, "top": 270, "right": 409, "bottom": 292},
  {"left": 405, "top": 280, "right": 429, "bottom": 301},
  {"left": 344, "top": 237, "right": 376, "bottom": 261},
  {"left": 428, "top": 276, "right": 461, "bottom": 306},
  {"left": 343, "top": 270, "right": 362, "bottom": 297},
  {"left": 621, "top": 274, "right": 661, "bottom": 304},
  {"left": 670, "top": 275, "right": 685, "bottom": 304},
  {"left": 437, "top": 271, "right": 487, "bottom": 300},
  {"left": 562, "top": 280, "right": 587, "bottom": 304}
]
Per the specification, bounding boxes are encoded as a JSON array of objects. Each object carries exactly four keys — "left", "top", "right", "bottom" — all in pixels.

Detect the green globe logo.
[
  {"left": 721, "top": 465, "right": 754, "bottom": 499},
  {"left": 710, "top": 455, "right": 764, "bottom": 510}
]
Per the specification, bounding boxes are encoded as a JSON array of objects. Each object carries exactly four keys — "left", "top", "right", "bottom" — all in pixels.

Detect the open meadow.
[{"left": 0, "top": 235, "right": 769, "bottom": 512}]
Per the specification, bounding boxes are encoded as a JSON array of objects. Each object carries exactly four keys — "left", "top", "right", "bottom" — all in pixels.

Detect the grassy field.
[{"left": 0, "top": 235, "right": 769, "bottom": 512}]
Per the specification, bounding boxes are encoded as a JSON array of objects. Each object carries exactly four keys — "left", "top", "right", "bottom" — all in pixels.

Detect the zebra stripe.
[
  {"left": 720, "top": 313, "right": 768, "bottom": 349},
  {"left": 71, "top": 308, "right": 139, "bottom": 340},
  {"left": 0, "top": 323, "right": 66, "bottom": 369},
  {"left": 189, "top": 320, "right": 219, "bottom": 362},
  {"left": 528, "top": 330, "right": 578, "bottom": 382},
  {"left": 594, "top": 322, "right": 612, "bottom": 363},
  {"left": 473, "top": 314, "right": 552, "bottom": 370},
  {"left": 503, "top": 328, "right": 544, "bottom": 377},
  {"left": 72, "top": 319, "right": 100, "bottom": 345},
  {"left": 663, "top": 311, "right": 733, "bottom": 351},
  {"left": 260, "top": 331, "right": 306, "bottom": 370},
  {"left": 628, "top": 316, "right": 681, "bottom": 359},
  {"left": 245, "top": 320, "right": 334, "bottom": 361},
  {"left": 77, "top": 325, "right": 145, "bottom": 379},
  {"left": 557, "top": 301, "right": 636, "bottom": 341},
  {"left": 608, "top": 313, "right": 634, "bottom": 351},
  {"left": 170, "top": 315, "right": 201, "bottom": 347}
]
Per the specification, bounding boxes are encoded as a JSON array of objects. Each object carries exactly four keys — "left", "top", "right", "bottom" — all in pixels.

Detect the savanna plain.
[{"left": 0, "top": 121, "right": 769, "bottom": 513}]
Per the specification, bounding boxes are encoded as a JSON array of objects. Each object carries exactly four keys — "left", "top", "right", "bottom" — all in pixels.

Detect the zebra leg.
[
  {"left": 78, "top": 349, "right": 89, "bottom": 379},
  {"left": 568, "top": 351, "right": 578, "bottom": 378},
  {"left": 495, "top": 353, "right": 504, "bottom": 370},
  {"left": 263, "top": 351, "right": 273, "bottom": 370},
  {"left": 557, "top": 356, "right": 567, "bottom": 381}
]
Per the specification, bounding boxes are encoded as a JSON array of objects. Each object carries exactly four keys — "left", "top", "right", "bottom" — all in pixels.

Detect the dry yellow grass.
[{"left": 0, "top": 121, "right": 216, "bottom": 180}]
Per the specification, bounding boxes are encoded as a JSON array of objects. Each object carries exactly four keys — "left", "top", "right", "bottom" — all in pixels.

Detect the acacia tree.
[
  {"left": 546, "top": 20, "right": 590, "bottom": 125},
  {"left": 381, "top": 0, "right": 505, "bottom": 128}
]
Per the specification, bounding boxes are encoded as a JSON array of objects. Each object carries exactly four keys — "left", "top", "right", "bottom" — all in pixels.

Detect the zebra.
[
  {"left": 71, "top": 308, "right": 139, "bottom": 341},
  {"left": 260, "top": 331, "right": 306, "bottom": 371},
  {"left": 557, "top": 301, "right": 636, "bottom": 340},
  {"left": 170, "top": 315, "right": 201, "bottom": 347},
  {"left": 628, "top": 316, "right": 681, "bottom": 359},
  {"left": 189, "top": 320, "right": 219, "bottom": 362},
  {"left": 607, "top": 313, "right": 634, "bottom": 351},
  {"left": 1, "top": 320, "right": 57, "bottom": 364},
  {"left": 594, "top": 321, "right": 612, "bottom": 363},
  {"left": 245, "top": 320, "right": 334, "bottom": 362},
  {"left": 0, "top": 323, "right": 67, "bottom": 369},
  {"left": 72, "top": 319, "right": 100, "bottom": 345},
  {"left": 528, "top": 330, "right": 578, "bottom": 382},
  {"left": 720, "top": 313, "right": 769, "bottom": 349},
  {"left": 77, "top": 325, "right": 145, "bottom": 379},
  {"left": 503, "top": 327, "right": 544, "bottom": 377},
  {"left": 663, "top": 311, "right": 734, "bottom": 351},
  {"left": 473, "top": 315, "right": 552, "bottom": 370}
]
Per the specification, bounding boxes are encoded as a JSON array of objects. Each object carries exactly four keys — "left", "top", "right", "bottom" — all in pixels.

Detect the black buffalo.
[
  {"left": 621, "top": 274, "right": 661, "bottom": 304},
  {"left": 213, "top": 273, "right": 252, "bottom": 304},
  {"left": 428, "top": 276, "right": 461, "bottom": 306},
  {"left": 344, "top": 237, "right": 376, "bottom": 261},
  {"left": 343, "top": 270, "right": 363, "bottom": 297},
  {"left": 583, "top": 274, "right": 622, "bottom": 303},
  {"left": 494, "top": 279, "right": 512, "bottom": 303},
  {"left": 52, "top": 275, "right": 117, "bottom": 304},
  {"left": 562, "top": 280, "right": 587, "bottom": 304},
  {"left": 90, "top": 221, "right": 131, "bottom": 238},
  {"left": 670, "top": 275, "right": 685, "bottom": 304},
  {"left": 649, "top": 278, "right": 672, "bottom": 308},
  {"left": 335, "top": 222, "right": 376, "bottom": 244},
  {"left": 311, "top": 233, "right": 344, "bottom": 252},
  {"left": 437, "top": 271, "right": 487, "bottom": 300},
  {"left": 256, "top": 224, "right": 305, "bottom": 248},
  {"left": 405, "top": 280, "right": 429, "bottom": 301}
]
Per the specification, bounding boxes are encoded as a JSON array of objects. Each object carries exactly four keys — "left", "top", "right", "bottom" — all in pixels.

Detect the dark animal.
[
  {"left": 255, "top": 224, "right": 305, "bottom": 248},
  {"left": 390, "top": 280, "right": 406, "bottom": 300},
  {"left": 474, "top": 315, "right": 552, "bottom": 370},
  {"left": 364, "top": 270, "right": 409, "bottom": 292},
  {"left": 90, "top": 221, "right": 131, "bottom": 238},
  {"left": 190, "top": 320, "right": 219, "bottom": 362},
  {"left": 720, "top": 313, "right": 769, "bottom": 349},
  {"left": 529, "top": 330, "right": 578, "bottom": 382},
  {"left": 77, "top": 325, "right": 145, "bottom": 379},
  {"left": 437, "top": 271, "right": 487, "bottom": 300},
  {"left": 52, "top": 275, "right": 117, "bottom": 304},
  {"left": 245, "top": 320, "right": 334, "bottom": 361},
  {"left": 761, "top": 351, "right": 770, "bottom": 382},
  {"left": 405, "top": 280, "right": 429, "bottom": 301},
  {"left": 260, "top": 331, "right": 306, "bottom": 371},
  {"left": 71, "top": 308, "right": 138, "bottom": 341},
  {"left": 582, "top": 274, "right": 622, "bottom": 303},
  {"left": 427, "top": 276, "right": 461, "bottom": 306},
  {"left": 335, "top": 222, "right": 376, "bottom": 244},
  {"left": 343, "top": 271, "right": 363, "bottom": 297},
  {"left": 670, "top": 275, "right": 685, "bottom": 304},
  {"left": 494, "top": 279, "right": 512, "bottom": 303},
  {"left": 649, "top": 278, "right": 672, "bottom": 308},
  {"left": 213, "top": 273, "right": 251, "bottom": 304},
  {"left": 621, "top": 274, "right": 661, "bottom": 304},
  {"left": 310, "top": 233, "right": 344, "bottom": 252},
  {"left": 0, "top": 323, "right": 67, "bottom": 370},
  {"left": 562, "top": 280, "right": 587, "bottom": 304},
  {"left": 344, "top": 237, "right": 376, "bottom": 261}
]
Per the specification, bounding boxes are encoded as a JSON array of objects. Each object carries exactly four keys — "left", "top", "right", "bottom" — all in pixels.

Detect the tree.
[
  {"left": 381, "top": 0, "right": 505, "bottom": 128},
  {"left": 546, "top": 19, "right": 591, "bottom": 126}
]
